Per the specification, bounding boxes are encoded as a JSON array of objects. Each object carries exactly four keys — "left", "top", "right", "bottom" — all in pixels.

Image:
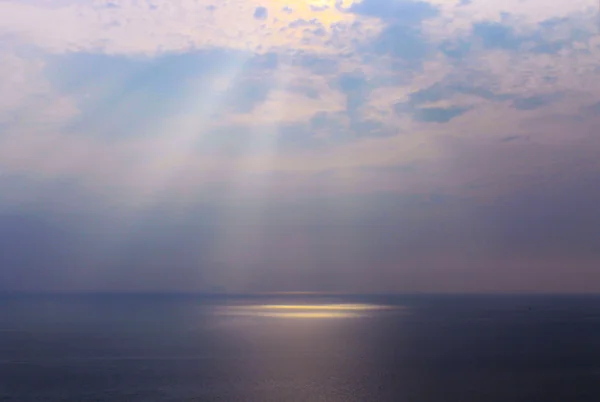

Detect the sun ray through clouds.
[
  {"left": 212, "top": 51, "right": 303, "bottom": 292},
  {"left": 69, "top": 53, "right": 256, "bottom": 287}
]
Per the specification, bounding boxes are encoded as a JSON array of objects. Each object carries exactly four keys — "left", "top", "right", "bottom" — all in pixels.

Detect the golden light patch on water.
[
  {"left": 251, "top": 304, "right": 389, "bottom": 310},
  {"left": 242, "top": 311, "right": 361, "bottom": 318},
  {"left": 216, "top": 303, "right": 401, "bottom": 319}
]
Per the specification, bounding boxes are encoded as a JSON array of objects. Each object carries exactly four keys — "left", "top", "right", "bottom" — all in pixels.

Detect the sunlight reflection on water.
[{"left": 215, "top": 303, "right": 405, "bottom": 319}]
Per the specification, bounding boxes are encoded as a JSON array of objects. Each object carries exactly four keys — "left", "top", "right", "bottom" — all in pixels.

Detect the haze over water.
[{"left": 1, "top": 294, "right": 600, "bottom": 401}]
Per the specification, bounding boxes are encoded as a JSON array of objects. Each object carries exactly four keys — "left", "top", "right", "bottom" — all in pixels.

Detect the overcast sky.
[{"left": 0, "top": 0, "right": 599, "bottom": 293}]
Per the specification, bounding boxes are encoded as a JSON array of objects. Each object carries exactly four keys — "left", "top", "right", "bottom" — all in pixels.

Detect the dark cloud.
[
  {"left": 396, "top": 79, "right": 561, "bottom": 122},
  {"left": 253, "top": 6, "right": 268, "bottom": 20},
  {"left": 511, "top": 93, "right": 562, "bottom": 110},
  {"left": 407, "top": 83, "right": 449, "bottom": 104},
  {"left": 412, "top": 106, "right": 470, "bottom": 123},
  {"left": 394, "top": 81, "right": 498, "bottom": 123},
  {"left": 451, "top": 84, "right": 512, "bottom": 102}
]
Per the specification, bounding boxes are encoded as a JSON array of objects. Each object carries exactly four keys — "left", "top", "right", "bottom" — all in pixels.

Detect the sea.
[{"left": 1, "top": 294, "right": 599, "bottom": 401}]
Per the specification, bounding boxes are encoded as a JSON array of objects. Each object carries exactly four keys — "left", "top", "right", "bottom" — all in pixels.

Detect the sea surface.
[{"left": 1, "top": 294, "right": 600, "bottom": 401}]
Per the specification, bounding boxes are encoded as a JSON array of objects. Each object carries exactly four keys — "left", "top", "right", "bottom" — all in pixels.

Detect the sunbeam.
[
  {"left": 63, "top": 53, "right": 254, "bottom": 286},
  {"left": 212, "top": 51, "right": 298, "bottom": 290}
]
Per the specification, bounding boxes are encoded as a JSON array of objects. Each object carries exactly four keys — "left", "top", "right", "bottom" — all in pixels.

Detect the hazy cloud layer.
[{"left": 0, "top": 0, "right": 600, "bottom": 293}]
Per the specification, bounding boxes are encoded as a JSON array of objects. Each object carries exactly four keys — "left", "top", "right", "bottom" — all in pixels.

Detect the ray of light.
[
  {"left": 71, "top": 54, "right": 256, "bottom": 286},
  {"left": 212, "top": 52, "right": 297, "bottom": 288}
]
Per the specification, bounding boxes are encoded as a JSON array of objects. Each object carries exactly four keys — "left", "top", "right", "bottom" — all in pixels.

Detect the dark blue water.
[{"left": 1, "top": 294, "right": 600, "bottom": 401}]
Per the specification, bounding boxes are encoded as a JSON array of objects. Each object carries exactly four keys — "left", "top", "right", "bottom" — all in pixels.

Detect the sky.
[{"left": 0, "top": 0, "right": 599, "bottom": 293}]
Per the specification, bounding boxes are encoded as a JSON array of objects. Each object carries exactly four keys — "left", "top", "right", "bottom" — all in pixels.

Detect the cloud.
[
  {"left": 370, "top": 23, "right": 431, "bottom": 61},
  {"left": 393, "top": 82, "right": 476, "bottom": 123},
  {"left": 0, "top": 0, "right": 364, "bottom": 55},
  {"left": 253, "top": 6, "right": 268, "bottom": 20},
  {"left": 472, "top": 21, "right": 523, "bottom": 50},
  {"left": 412, "top": 106, "right": 470, "bottom": 123},
  {"left": 449, "top": 13, "right": 599, "bottom": 61},
  {"left": 511, "top": 93, "right": 563, "bottom": 110},
  {"left": 336, "top": 70, "right": 370, "bottom": 113},
  {"left": 348, "top": 0, "right": 439, "bottom": 66},
  {"left": 439, "top": 38, "right": 472, "bottom": 59},
  {"left": 292, "top": 54, "right": 339, "bottom": 74},
  {"left": 392, "top": 73, "right": 567, "bottom": 124}
]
